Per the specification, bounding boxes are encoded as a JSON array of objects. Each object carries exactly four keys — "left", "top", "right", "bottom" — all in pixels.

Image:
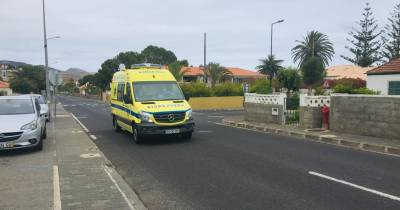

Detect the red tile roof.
[
  {"left": 325, "top": 65, "right": 373, "bottom": 80},
  {"left": 0, "top": 81, "right": 9, "bottom": 88},
  {"left": 367, "top": 58, "right": 400, "bottom": 75},
  {"left": 182, "top": 66, "right": 265, "bottom": 78}
]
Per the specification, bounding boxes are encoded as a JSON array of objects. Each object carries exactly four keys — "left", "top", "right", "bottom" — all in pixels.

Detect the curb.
[{"left": 221, "top": 119, "right": 400, "bottom": 158}]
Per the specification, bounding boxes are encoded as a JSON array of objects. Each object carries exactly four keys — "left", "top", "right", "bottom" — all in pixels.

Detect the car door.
[{"left": 123, "top": 83, "right": 134, "bottom": 132}]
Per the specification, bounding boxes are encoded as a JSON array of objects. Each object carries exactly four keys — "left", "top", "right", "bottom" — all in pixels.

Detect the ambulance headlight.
[
  {"left": 139, "top": 111, "right": 153, "bottom": 123},
  {"left": 186, "top": 109, "right": 193, "bottom": 120}
]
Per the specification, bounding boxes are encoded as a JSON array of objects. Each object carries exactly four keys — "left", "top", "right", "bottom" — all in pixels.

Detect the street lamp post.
[
  {"left": 270, "top": 19, "right": 284, "bottom": 56},
  {"left": 42, "top": 0, "right": 50, "bottom": 102}
]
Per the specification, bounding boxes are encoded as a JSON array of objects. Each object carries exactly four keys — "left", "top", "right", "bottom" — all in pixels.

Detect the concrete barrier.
[{"left": 188, "top": 96, "right": 243, "bottom": 110}]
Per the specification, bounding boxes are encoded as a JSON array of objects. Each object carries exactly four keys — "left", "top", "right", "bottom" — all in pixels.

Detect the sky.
[{"left": 0, "top": 0, "right": 398, "bottom": 72}]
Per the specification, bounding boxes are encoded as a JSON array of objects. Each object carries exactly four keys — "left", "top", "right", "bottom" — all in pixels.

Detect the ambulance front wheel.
[{"left": 132, "top": 125, "right": 143, "bottom": 144}]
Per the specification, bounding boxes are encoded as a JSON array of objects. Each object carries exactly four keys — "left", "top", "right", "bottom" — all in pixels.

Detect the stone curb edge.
[{"left": 222, "top": 119, "right": 400, "bottom": 157}]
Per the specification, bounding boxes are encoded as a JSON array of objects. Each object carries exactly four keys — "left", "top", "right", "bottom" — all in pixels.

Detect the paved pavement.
[
  {"left": 58, "top": 95, "right": 400, "bottom": 210},
  {"left": 0, "top": 102, "right": 146, "bottom": 210}
]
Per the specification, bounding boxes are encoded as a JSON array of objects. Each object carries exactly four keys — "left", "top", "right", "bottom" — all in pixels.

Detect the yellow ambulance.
[{"left": 110, "top": 63, "right": 194, "bottom": 143}]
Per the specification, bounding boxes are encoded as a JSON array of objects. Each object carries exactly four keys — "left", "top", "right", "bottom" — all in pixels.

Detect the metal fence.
[{"left": 285, "top": 109, "right": 300, "bottom": 127}]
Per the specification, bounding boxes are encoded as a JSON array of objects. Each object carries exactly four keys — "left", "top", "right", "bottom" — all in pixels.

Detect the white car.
[
  {"left": 0, "top": 95, "right": 46, "bottom": 150},
  {"left": 30, "top": 94, "right": 50, "bottom": 121}
]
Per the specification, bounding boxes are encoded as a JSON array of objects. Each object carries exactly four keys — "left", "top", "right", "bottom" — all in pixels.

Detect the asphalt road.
[{"left": 58, "top": 95, "right": 400, "bottom": 210}]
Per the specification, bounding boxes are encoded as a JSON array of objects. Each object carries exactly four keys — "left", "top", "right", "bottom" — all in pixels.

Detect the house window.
[{"left": 388, "top": 81, "right": 400, "bottom": 95}]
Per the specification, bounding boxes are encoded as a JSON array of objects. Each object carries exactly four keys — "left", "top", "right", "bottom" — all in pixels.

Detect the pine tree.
[
  {"left": 341, "top": 3, "right": 382, "bottom": 67},
  {"left": 382, "top": 4, "right": 400, "bottom": 62}
]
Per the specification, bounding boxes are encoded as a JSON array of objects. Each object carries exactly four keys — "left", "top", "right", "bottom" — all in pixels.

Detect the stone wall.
[
  {"left": 299, "top": 106, "right": 322, "bottom": 129},
  {"left": 244, "top": 102, "right": 284, "bottom": 124},
  {"left": 330, "top": 95, "right": 400, "bottom": 140}
]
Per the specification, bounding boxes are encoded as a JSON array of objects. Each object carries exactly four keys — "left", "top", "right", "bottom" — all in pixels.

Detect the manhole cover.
[{"left": 80, "top": 153, "right": 101, "bottom": 158}]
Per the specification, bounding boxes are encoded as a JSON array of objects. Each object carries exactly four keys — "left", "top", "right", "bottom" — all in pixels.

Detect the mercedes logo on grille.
[{"left": 168, "top": 114, "right": 175, "bottom": 122}]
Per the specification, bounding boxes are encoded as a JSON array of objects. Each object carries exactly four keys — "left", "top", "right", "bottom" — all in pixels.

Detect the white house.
[{"left": 366, "top": 58, "right": 400, "bottom": 95}]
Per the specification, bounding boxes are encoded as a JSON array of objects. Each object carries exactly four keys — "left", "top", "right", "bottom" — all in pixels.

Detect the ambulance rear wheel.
[
  {"left": 113, "top": 116, "right": 121, "bottom": 132},
  {"left": 132, "top": 125, "right": 143, "bottom": 144}
]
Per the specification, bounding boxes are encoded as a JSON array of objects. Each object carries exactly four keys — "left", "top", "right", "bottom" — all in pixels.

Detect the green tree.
[
  {"left": 291, "top": 30, "right": 334, "bottom": 67},
  {"left": 206, "top": 63, "right": 232, "bottom": 88},
  {"left": 256, "top": 55, "right": 283, "bottom": 90},
  {"left": 381, "top": 3, "right": 400, "bottom": 61},
  {"left": 178, "top": 59, "right": 189, "bottom": 67},
  {"left": 141, "top": 45, "right": 177, "bottom": 65},
  {"left": 9, "top": 65, "right": 45, "bottom": 94},
  {"left": 277, "top": 68, "right": 301, "bottom": 91},
  {"left": 341, "top": 3, "right": 382, "bottom": 67},
  {"left": 79, "top": 74, "right": 96, "bottom": 86},
  {"left": 301, "top": 57, "right": 325, "bottom": 89},
  {"left": 168, "top": 61, "right": 188, "bottom": 81}
]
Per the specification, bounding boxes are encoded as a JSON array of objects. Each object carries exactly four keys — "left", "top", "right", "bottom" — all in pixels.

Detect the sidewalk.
[
  {"left": 54, "top": 104, "right": 147, "bottom": 210},
  {"left": 222, "top": 115, "right": 400, "bottom": 157},
  {"left": 0, "top": 103, "right": 146, "bottom": 210}
]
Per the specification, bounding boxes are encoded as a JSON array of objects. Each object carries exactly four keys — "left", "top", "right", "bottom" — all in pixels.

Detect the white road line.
[
  {"left": 308, "top": 171, "right": 400, "bottom": 202},
  {"left": 104, "top": 166, "right": 136, "bottom": 210},
  {"left": 53, "top": 165, "right": 62, "bottom": 210},
  {"left": 71, "top": 113, "right": 89, "bottom": 132},
  {"left": 90, "top": 135, "right": 97, "bottom": 140}
]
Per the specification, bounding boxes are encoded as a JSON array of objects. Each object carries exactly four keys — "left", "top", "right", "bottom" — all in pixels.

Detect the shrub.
[
  {"left": 214, "top": 83, "right": 243, "bottom": 96},
  {"left": 250, "top": 78, "right": 271, "bottom": 94},
  {"left": 334, "top": 78, "right": 366, "bottom": 89},
  {"left": 351, "top": 87, "right": 380, "bottom": 95},
  {"left": 333, "top": 84, "right": 353, "bottom": 93},
  {"left": 0, "top": 90, "right": 7, "bottom": 96},
  {"left": 180, "top": 82, "right": 213, "bottom": 98}
]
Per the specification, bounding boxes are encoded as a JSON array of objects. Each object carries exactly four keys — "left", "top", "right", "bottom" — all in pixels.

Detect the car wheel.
[
  {"left": 132, "top": 125, "right": 143, "bottom": 144},
  {"left": 113, "top": 116, "right": 121, "bottom": 132}
]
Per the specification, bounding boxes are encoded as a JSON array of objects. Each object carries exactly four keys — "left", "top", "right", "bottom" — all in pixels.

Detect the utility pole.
[
  {"left": 42, "top": 0, "right": 50, "bottom": 102},
  {"left": 203, "top": 32, "right": 207, "bottom": 84}
]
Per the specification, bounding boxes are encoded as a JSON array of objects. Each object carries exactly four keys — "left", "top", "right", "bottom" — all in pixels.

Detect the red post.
[{"left": 321, "top": 105, "right": 330, "bottom": 129}]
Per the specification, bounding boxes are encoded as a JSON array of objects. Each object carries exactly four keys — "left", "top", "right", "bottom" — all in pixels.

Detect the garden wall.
[
  {"left": 244, "top": 102, "right": 284, "bottom": 124},
  {"left": 330, "top": 95, "right": 400, "bottom": 140},
  {"left": 299, "top": 107, "right": 322, "bottom": 129}
]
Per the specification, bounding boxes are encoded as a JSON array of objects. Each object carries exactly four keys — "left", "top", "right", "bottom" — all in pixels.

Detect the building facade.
[{"left": 367, "top": 58, "right": 400, "bottom": 95}]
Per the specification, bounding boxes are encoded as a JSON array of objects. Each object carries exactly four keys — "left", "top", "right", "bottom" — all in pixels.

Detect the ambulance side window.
[
  {"left": 117, "top": 83, "right": 125, "bottom": 102},
  {"left": 124, "top": 83, "right": 132, "bottom": 104}
]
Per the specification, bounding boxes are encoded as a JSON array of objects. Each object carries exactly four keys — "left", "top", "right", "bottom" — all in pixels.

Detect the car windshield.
[
  {"left": 133, "top": 81, "right": 184, "bottom": 102},
  {"left": 0, "top": 99, "right": 34, "bottom": 115}
]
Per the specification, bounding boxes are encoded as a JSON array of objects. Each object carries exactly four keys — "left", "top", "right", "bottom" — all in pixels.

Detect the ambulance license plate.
[{"left": 165, "top": 129, "right": 180, "bottom": 134}]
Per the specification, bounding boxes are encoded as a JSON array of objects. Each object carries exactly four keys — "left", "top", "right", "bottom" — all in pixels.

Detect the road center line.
[
  {"left": 308, "top": 171, "right": 400, "bottom": 202},
  {"left": 53, "top": 165, "right": 62, "bottom": 210},
  {"left": 71, "top": 113, "right": 89, "bottom": 132}
]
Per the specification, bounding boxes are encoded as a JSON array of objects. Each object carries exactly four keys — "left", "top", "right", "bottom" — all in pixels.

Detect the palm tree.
[
  {"left": 291, "top": 30, "right": 334, "bottom": 67},
  {"left": 206, "top": 63, "right": 232, "bottom": 87},
  {"left": 168, "top": 61, "right": 187, "bottom": 81},
  {"left": 256, "top": 55, "right": 283, "bottom": 89}
]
